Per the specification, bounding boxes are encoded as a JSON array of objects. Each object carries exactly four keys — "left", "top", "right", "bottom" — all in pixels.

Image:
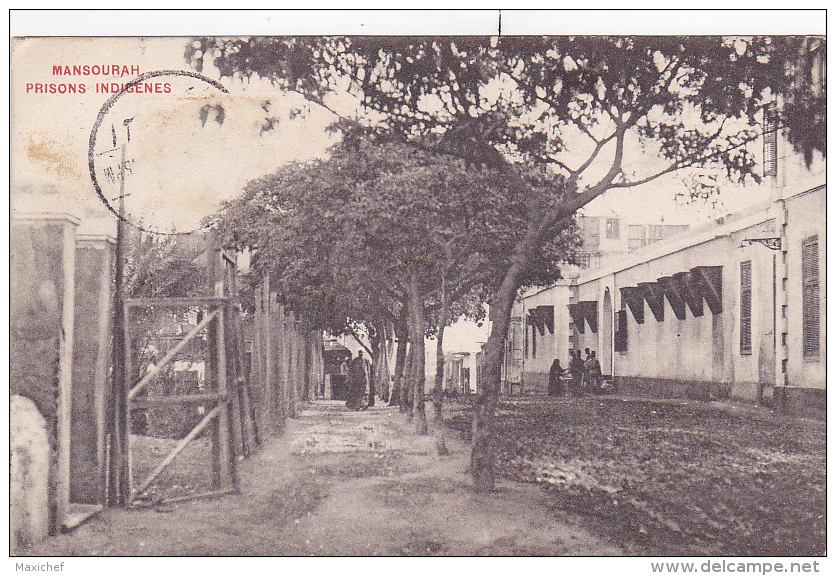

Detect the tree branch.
[
  {"left": 348, "top": 326, "right": 374, "bottom": 357},
  {"left": 609, "top": 128, "right": 761, "bottom": 190},
  {"left": 565, "top": 130, "right": 618, "bottom": 191}
]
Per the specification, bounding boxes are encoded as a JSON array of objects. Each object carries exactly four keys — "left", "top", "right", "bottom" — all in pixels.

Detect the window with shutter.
[
  {"left": 606, "top": 218, "right": 620, "bottom": 239},
  {"left": 802, "top": 236, "right": 820, "bottom": 359},
  {"left": 583, "top": 217, "right": 600, "bottom": 251},
  {"left": 763, "top": 104, "right": 778, "bottom": 177},
  {"left": 740, "top": 260, "right": 752, "bottom": 355},
  {"left": 628, "top": 225, "right": 647, "bottom": 252}
]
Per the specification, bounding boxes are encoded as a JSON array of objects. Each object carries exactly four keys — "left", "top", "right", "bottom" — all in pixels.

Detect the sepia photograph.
[{"left": 8, "top": 9, "right": 826, "bottom": 565}]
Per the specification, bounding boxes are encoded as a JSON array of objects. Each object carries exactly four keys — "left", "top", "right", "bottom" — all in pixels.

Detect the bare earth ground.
[
  {"left": 446, "top": 396, "right": 826, "bottom": 556},
  {"left": 20, "top": 400, "right": 623, "bottom": 556}
]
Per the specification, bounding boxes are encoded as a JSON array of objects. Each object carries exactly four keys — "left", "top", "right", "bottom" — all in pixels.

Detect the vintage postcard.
[{"left": 9, "top": 10, "right": 826, "bottom": 568}]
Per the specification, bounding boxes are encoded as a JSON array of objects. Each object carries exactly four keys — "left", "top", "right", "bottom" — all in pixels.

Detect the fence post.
[
  {"left": 289, "top": 314, "right": 295, "bottom": 408},
  {"left": 261, "top": 280, "right": 272, "bottom": 432},
  {"left": 312, "top": 330, "right": 322, "bottom": 400},
  {"left": 276, "top": 303, "right": 284, "bottom": 418},
  {"left": 294, "top": 314, "right": 303, "bottom": 409},
  {"left": 301, "top": 322, "right": 310, "bottom": 402},
  {"left": 301, "top": 320, "right": 310, "bottom": 402},
  {"left": 252, "top": 280, "right": 265, "bottom": 440},
  {"left": 261, "top": 281, "right": 272, "bottom": 434},
  {"left": 224, "top": 305, "right": 244, "bottom": 471},
  {"left": 122, "top": 303, "right": 133, "bottom": 501},
  {"left": 225, "top": 258, "right": 250, "bottom": 456},
  {"left": 286, "top": 310, "right": 298, "bottom": 418},
  {"left": 209, "top": 249, "right": 234, "bottom": 490}
]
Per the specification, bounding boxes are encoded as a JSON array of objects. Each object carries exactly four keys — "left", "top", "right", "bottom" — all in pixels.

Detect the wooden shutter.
[
  {"left": 763, "top": 104, "right": 778, "bottom": 177},
  {"left": 531, "top": 316, "right": 537, "bottom": 359},
  {"left": 614, "top": 309, "right": 628, "bottom": 352},
  {"left": 802, "top": 236, "right": 820, "bottom": 358},
  {"left": 584, "top": 217, "right": 600, "bottom": 250},
  {"left": 740, "top": 260, "right": 752, "bottom": 355},
  {"left": 606, "top": 218, "right": 620, "bottom": 239}
]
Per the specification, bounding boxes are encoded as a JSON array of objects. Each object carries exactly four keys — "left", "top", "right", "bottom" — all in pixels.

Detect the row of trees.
[
  {"left": 211, "top": 125, "right": 579, "bottom": 434},
  {"left": 193, "top": 35, "right": 824, "bottom": 491}
]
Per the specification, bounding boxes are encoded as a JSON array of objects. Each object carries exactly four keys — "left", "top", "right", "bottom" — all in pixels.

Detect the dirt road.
[{"left": 21, "top": 401, "right": 621, "bottom": 556}]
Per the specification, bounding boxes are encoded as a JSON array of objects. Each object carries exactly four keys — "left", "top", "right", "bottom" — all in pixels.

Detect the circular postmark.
[{"left": 88, "top": 70, "right": 229, "bottom": 235}]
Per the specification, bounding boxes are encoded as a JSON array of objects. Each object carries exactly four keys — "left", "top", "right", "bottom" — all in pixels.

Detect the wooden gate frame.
[
  {"left": 113, "top": 248, "right": 257, "bottom": 506},
  {"left": 125, "top": 297, "right": 236, "bottom": 503}
]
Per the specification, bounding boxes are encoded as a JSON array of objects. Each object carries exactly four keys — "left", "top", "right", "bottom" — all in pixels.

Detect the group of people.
[
  {"left": 345, "top": 346, "right": 606, "bottom": 408},
  {"left": 548, "top": 348, "right": 604, "bottom": 396}
]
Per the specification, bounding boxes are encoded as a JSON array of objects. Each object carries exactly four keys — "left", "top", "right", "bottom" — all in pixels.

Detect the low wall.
[
  {"left": 615, "top": 376, "right": 732, "bottom": 401},
  {"left": 775, "top": 386, "right": 826, "bottom": 420},
  {"left": 520, "top": 371, "right": 549, "bottom": 395}
]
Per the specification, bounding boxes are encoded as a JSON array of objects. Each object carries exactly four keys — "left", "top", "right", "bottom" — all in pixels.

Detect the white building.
[{"left": 506, "top": 125, "right": 825, "bottom": 417}]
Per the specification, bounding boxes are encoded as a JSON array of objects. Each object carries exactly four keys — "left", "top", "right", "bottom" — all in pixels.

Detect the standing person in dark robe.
[
  {"left": 583, "top": 348, "right": 593, "bottom": 390},
  {"left": 548, "top": 358, "right": 565, "bottom": 396},
  {"left": 569, "top": 350, "right": 584, "bottom": 396},
  {"left": 346, "top": 351, "right": 367, "bottom": 410},
  {"left": 587, "top": 351, "right": 602, "bottom": 392}
]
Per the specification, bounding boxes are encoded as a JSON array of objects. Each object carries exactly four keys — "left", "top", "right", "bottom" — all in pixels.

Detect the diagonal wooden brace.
[
  {"left": 133, "top": 400, "right": 226, "bottom": 496},
  {"left": 128, "top": 306, "right": 221, "bottom": 400}
]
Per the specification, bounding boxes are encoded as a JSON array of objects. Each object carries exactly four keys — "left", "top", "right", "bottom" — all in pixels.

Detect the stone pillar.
[
  {"left": 10, "top": 214, "right": 78, "bottom": 537},
  {"left": 71, "top": 234, "right": 115, "bottom": 504}
]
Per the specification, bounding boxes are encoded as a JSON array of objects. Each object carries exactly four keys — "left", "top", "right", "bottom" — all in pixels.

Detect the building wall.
[
  {"left": 604, "top": 213, "right": 778, "bottom": 400},
  {"left": 442, "top": 352, "right": 478, "bottom": 394},
  {"left": 574, "top": 278, "right": 601, "bottom": 360},
  {"left": 513, "top": 186, "right": 825, "bottom": 404},
  {"left": 576, "top": 214, "right": 690, "bottom": 270},
  {"left": 520, "top": 284, "right": 571, "bottom": 394},
  {"left": 769, "top": 129, "right": 826, "bottom": 414},
  {"left": 502, "top": 300, "right": 525, "bottom": 393},
  {"left": 783, "top": 187, "right": 826, "bottom": 390}
]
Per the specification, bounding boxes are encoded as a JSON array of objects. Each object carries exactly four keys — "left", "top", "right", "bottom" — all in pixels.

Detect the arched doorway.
[{"left": 601, "top": 288, "right": 613, "bottom": 377}]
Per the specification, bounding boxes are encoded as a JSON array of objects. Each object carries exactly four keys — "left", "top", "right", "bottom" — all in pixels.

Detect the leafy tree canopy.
[
  {"left": 189, "top": 36, "right": 805, "bottom": 190},
  {"left": 209, "top": 125, "right": 579, "bottom": 333},
  {"left": 125, "top": 230, "right": 208, "bottom": 299}
]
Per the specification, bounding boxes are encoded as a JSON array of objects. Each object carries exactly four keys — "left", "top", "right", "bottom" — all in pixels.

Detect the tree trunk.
[
  {"left": 471, "top": 233, "right": 540, "bottom": 492},
  {"left": 433, "top": 293, "right": 450, "bottom": 422},
  {"left": 469, "top": 204, "right": 580, "bottom": 491},
  {"left": 378, "top": 321, "right": 391, "bottom": 403},
  {"left": 376, "top": 342, "right": 387, "bottom": 404},
  {"left": 400, "top": 341, "right": 412, "bottom": 414},
  {"left": 389, "top": 332, "right": 406, "bottom": 406},
  {"left": 408, "top": 272, "right": 428, "bottom": 435},
  {"left": 369, "top": 325, "right": 382, "bottom": 408}
]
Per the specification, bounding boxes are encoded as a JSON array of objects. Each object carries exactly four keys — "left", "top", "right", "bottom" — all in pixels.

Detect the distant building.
[
  {"left": 442, "top": 351, "right": 477, "bottom": 395},
  {"left": 576, "top": 215, "right": 690, "bottom": 270}
]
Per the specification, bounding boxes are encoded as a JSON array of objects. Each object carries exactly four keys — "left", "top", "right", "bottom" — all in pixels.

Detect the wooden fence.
[
  {"left": 111, "top": 249, "right": 324, "bottom": 506},
  {"left": 249, "top": 275, "right": 324, "bottom": 437}
]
